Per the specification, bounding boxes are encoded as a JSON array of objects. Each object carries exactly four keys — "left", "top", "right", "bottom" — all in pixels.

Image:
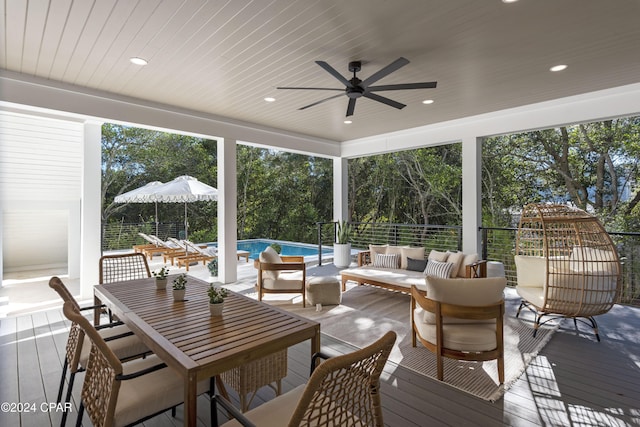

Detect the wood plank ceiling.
[{"left": 2, "top": 0, "right": 640, "bottom": 142}]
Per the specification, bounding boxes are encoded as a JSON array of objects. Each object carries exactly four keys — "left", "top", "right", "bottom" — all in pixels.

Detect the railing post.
[
  {"left": 481, "top": 228, "right": 488, "bottom": 260},
  {"left": 317, "top": 222, "right": 323, "bottom": 266}
]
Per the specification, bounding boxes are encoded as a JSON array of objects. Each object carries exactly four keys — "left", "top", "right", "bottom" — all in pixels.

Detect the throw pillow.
[
  {"left": 458, "top": 253, "right": 479, "bottom": 278},
  {"left": 428, "top": 249, "right": 449, "bottom": 262},
  {"left": 400, "top": 247, "right": 425, "bottom": 269},
  {"left": 369, "top": 244, "right": 388, "bottom": 265},
  {"left": 446, "top": 251, "right": 466, "bottom": 278},
  {"left": 406, "top": 257, "right": 428, "bottom": 272},
  {"left": 259, "top": 245, "right": 282, "bottom": 280},
  {"left": 373, "top": 253, "right": 399, "bottom": 269},
  {"left": 424, "top": 260, "right": 455, "bottom": 278}
]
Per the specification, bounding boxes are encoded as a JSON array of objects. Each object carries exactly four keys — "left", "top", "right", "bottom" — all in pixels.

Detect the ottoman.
[{"left": 306, "top": 276, "right": 342, "bottom": 307}]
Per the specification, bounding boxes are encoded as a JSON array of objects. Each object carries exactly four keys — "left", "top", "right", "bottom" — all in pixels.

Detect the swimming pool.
[{"left": 208, "top": 239, "right": 332, "bottom": 260}]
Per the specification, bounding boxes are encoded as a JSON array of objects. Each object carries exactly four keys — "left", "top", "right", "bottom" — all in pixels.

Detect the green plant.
[
  {"left": 269, "top": 242, "right": 282, "bottom": 254},
  {"left": 207, "top": 258, "right": 218, "bottom": 276},
  {"left": 207, "top": 285, "right": 228, "bottom": 304},
  {"left": 172, "top": 274, "right": 187, "bottom": 290},
  {"left": 336, "top": 220, "right": 352, "bottom": 244},
  {"left": 152, "top": 266, "right": 170, "bottom": 279}
]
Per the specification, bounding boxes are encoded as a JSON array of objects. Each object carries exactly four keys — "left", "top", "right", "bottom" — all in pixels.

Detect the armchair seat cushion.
[
  {"left": 262, "top": 271, "right": 304, "bottom": 290},
  {"left": 413, "top": 309, "right": 497, "bottom": 352}
]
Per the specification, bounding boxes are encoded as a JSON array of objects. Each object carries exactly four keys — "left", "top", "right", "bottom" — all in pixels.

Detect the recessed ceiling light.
[
  {"left": 502, "top": 0, "right": 519, "bottom": 3},
  {"left": 344, "top": 120, "right": 352, "bottom": 124},
  {"left": 550, "top": 64, "right": 568, "bottom": 72},
  {"left": 264, "top": 97, "right": 276, "bottom": 102},
  {"left": 130, "top": 57, "right": 148, "bottom": 66},
  {"left": 422, "top": 99, "right": 434, "bottom": 104}
]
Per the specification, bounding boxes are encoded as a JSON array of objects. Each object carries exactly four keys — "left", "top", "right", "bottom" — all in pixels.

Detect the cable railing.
[
  {"left": 101, "top": 221, "right": 184, "bottom": 252},
  {"left": 317, "top": 221, "right": 640, "bottom": 306}
]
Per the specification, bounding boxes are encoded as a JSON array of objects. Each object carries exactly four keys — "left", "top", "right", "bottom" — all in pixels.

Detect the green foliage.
[
  {"left": 207, "top": 259, "right": 218, "bottom": 276},
  {"left": 207, "top": 285, "right": 228, "bottom": 304},
  {"left": 172, "top": 274, "right": 187, "bottom": 290},
  {"left": 269, "top": 243, "right": 282, "bottom": 253},
  {"left": 336, "top": 220, "right": 352, "bottom": 244}
]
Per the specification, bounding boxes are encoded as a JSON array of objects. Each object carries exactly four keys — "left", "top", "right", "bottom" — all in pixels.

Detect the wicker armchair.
[
  {"left": 514, "top": 203, "right": 622, "bottom": 341},
  {"left": 255, "top": 246, "right": 306, "bottom": 307},
  {"left": 410, "top": 277, "right": 506, "bottom": 383},
  {"left": 49, "top": 277, "right": 149, "bottom": 427},
  {"left": 61, "top": 301, "right": 210, "bottom": 427},
  {"left": 216, "top": 331, "right": 396, "bottom": 427}
]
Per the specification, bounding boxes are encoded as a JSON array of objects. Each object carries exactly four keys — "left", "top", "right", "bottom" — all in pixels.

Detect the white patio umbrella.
[
  {"left": 151, "top": 175, "right": 218, "bottom": 239},
  {"left": 114, "top": 181, "right": 164, "bottom": 236}
]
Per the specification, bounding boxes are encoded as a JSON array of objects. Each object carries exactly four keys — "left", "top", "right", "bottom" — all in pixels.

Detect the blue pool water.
[{"left": 208, "top": 239, "right": 332, "bottom": 260}]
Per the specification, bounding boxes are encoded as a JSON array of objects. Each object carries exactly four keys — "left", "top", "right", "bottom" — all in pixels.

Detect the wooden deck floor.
[{"left": 1, "top": 302, "right": 639, "bottom": 426}]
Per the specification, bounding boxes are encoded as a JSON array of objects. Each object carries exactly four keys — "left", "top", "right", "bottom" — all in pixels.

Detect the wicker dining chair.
[
  {"left": 216, "top": 331, "right": 396, "bottom": 427},
  {"left": 49, "top": 277, "right": 149, "bottom": 427},
  {"left": 61, "top": 301, "right": 211, "bottom": 427},
  {"left": 99, "top": 252, "right": 152, "bottom": 284}
]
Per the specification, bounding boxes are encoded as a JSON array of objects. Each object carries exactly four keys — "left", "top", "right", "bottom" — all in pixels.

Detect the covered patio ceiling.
[{"left": 1, "top": 0, "right": 640, "bottom": 145}]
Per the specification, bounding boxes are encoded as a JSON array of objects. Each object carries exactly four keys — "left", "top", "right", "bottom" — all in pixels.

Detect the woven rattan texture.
[
  {"left": 290, "top": 331, "right": 394, "bottom": 427},
  {"left": 81, "top": 345, "right": 119, "bottom": 427},
  {"left": 99, "top": 253, "right": 151, "bottom": 284},
  {"left": 220, "top": 349, "right": 287, "bottom": 395}
]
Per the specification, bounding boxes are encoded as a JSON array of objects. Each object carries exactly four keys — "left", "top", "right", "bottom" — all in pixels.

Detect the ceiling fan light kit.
[{"left": 277, "top": 57, "right": 437, "bottom": 117}]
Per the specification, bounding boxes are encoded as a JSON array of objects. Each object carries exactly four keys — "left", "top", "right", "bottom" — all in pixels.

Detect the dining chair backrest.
[
  {"left": 290, "top": 330, "right": 396, "bottom": 426},
  {"left": 99, "top": 253, "right": 151, "bottom": 284},
  {"left": 62, "top": 301, "right": 124, "bottom": 427},
  {"left": 49, "top": 277, "right": 86, "bottom": 373}
]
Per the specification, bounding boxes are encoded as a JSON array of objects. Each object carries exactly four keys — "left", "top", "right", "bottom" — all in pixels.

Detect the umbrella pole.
[
  {"left": 184, "top": 202, "right": 188, "bottom": 240},
  {"left": 155, "top": 202, "right": 159, "bottom": 238}
]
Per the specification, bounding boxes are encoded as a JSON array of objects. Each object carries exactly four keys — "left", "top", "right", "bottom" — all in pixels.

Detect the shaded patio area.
[{"left": 1, "top": 254, "right": 639, "bottom": 426}]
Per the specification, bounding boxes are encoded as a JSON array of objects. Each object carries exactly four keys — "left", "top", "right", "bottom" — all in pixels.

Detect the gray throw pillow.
[{"left": 407, "top": 257, "right": 428, "bottom": 272}]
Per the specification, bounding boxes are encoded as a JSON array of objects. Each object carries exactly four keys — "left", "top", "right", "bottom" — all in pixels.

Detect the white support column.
[
  {"left": 461, "top": 136, "right": 482, "bottom": 255},
  {"left": 217, "top": 138, "right": 238, "bottom": 283},
  {"left": 79, "top": 120, "right": 103, "bottom": 299},
  {"left": 333, "top": 157, "right": 348, "bottom": 222}
]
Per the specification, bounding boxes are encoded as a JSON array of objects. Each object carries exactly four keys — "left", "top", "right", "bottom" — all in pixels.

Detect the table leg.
[
  {"left": 93, "top": 295, "right": 101, "bottom": 326},
  {"left": 311, "top": 324, "right": 321, "bottom": 370},
  {"left": 185, "top": 374, "right": 198, "bottom": 427}
]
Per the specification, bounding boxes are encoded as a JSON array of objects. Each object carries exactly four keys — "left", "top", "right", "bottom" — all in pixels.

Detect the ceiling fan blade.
[
  {"left": 316, "top": 61, "right": 353, "bottom": 87},
  {"left": 277, "top": 87, "right": 343, "bottom": 91},
  {"left": 346, "top": 98, "right": 356, "bottom": 117},
  {"left": 298, "top": 93, "right": 344, "bottom": 110},
  {"left": 368, "top": 81, "right": 437, "bottom": 91},
  {"left": 360, "top": 57, "right": 410, "bottom": 87},
  {"left": 363, "top": 92, "right": 406, "bottom": 110}
]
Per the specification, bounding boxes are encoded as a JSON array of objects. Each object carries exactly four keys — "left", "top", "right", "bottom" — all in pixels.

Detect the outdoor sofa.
[{"left": 340, "top": 245, "right": 487, "bottom": 293}]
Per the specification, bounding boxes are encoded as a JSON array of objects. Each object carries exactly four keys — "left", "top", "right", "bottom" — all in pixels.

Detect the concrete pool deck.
[{"left": 0, "top": 249, "right": 347, "bottom": 318}]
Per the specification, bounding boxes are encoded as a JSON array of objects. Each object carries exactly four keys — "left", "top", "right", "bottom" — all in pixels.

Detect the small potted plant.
[
  {"left": 152, "top": 266, "right": 170, "bottom": 289},
  {"left": 334, "top": 220, "right": 353, "bottom": 268},
  {"left": 172, "top": 274, "right": 187, "bottom": 301},
  {"left": 207, "top": 285, "right": 228, "bottom": 316},
  {"left": 207, "top": 258, "right": 218, "bottom": 277}
]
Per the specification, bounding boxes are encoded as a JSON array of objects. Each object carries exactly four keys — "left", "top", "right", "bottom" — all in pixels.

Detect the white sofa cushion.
[
  {"left": 262, "top": 271, "right": 304, "bottom": 290},
  {"left": 342, "top": 266, "right": 427, "bottom": 290},
  {"left": 428, "top": 250, "right": 449, "bottom": 262},
  {"left": 400, "top": 247, "right": 425, "bottom": 269},
  {"left": 458, "top": 253, "right": 479, "bottom": 278},
  {"left": 413, "top": 312, "right": 498, "bottom": 352},
  {"left": 446, "top": 251, "right": 465, "bottom": 278},
  {"left": 421, "top": 276, "right": 506, "bottom": 325},
  {"left": 259, "top": 246, "right": 282, "bottom": 280},
  {"left": 369, "top": 244, "right": 389, "bottom": 264},
  {"left": 514, "top": 255, "right": 546, "bottom": 288}
]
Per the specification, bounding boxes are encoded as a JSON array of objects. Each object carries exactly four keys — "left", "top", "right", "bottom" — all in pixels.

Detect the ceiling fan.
[{"left": 277, "top": 57, "right": 437, "bottom": 117}]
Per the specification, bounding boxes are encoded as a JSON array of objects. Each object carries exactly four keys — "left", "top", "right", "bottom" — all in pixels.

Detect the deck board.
[{"left": 1, "top": 302, "right": 639, "bottom": 426}]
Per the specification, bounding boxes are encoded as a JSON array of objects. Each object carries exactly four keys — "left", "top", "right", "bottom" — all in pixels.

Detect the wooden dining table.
[{"left": 94, "top": 275, "right": 321, "bottom": 427}]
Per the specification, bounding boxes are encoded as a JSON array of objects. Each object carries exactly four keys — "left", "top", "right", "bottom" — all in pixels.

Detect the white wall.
[{"left": 0, "top": 111, "right": 84, "bottom": 283}]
